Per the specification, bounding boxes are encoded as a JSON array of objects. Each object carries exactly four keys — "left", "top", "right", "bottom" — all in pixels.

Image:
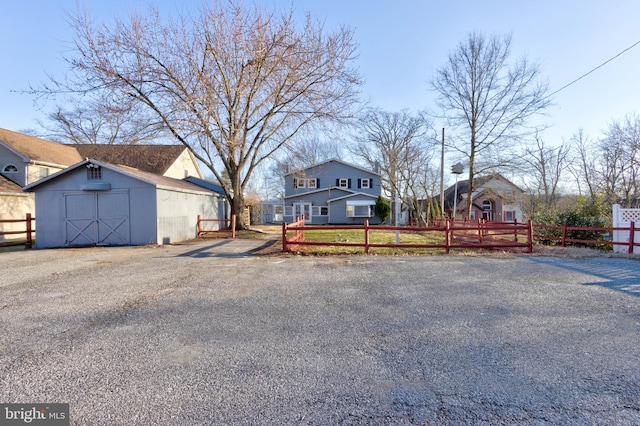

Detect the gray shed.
[{"left": 24, "top": 159, "right": 223, "bottom": 248}]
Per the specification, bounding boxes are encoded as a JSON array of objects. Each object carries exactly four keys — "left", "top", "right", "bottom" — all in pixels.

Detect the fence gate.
[
  {"left": 612, "top": 204, "right": 640, "bottom": 253},
  {"left": 64, "top": 191, "right": 130, "bottom": 246}
]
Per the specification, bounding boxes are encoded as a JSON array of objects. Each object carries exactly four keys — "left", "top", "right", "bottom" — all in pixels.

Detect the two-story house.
[{"left": 283, "top": 159, "right": 382, "bottom": 224}]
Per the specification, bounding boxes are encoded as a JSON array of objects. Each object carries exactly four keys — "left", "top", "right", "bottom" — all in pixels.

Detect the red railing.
[
  {"left": 282, "top": 218, "right": 533, "bottom": 254},
  {"left": 197, "top": 214, "right": 236, "bottom": 239},
  {"left": 0, "top": 213, "right": 35, "bottom": 249},
  {"left": 282, "top": 216, "right": 305, "bottom": 253}
]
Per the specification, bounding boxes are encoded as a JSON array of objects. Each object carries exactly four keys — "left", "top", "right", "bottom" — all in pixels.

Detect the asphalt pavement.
[{"left": 1, "top": 239, "right": 639, "bottom": 425}]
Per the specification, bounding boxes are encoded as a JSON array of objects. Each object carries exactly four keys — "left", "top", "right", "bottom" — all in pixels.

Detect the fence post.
[
  {"left": 282, "top": 221, "right": 288, "bottom": 253},
  {"left": 25, "top": 213, "right": 32, "bottom": 249},
  {"left": 364, "top": 219, "right": 370, "bottom": 254},
  {"left": 527, "top": 220, "right": 533, "bottom": 253},
  {"left": 231, "top": 215, "right": 236, "bottom": 239},
  {"left": 445, "top": 219, "right": 451, "bottom": 254},
  {"left": 196, "top": 214, "right": 201, "bottom": 237},
  {"left": 629, "top": 221, "right": 635, "bottom": 254},
  {"left": 562, "top": 222, "right": 568, "bottom": 247}
]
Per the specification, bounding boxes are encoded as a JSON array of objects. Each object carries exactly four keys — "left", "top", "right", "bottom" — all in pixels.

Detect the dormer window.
[
  {"left": 2, "top": 164, "right": 17, "bottom": 173},
  {"left": 86, "top": 164, "right": 102, "bottom": 180}
]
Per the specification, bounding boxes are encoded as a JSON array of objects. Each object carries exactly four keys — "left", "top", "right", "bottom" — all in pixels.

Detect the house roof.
[
  {"left": 24, "top": 159, "right": 214, "bottom": 195},
  {"left": 183, "top": 176, "right": 226, "bottom": 195},
  {"left": 0, "top": 128, "right": 83, "bottom": 167},
  {"left": 73, "top": 144, "right": 189, "bottom": 175},
  {"left": 284, "top": 158, "right": 381, "bottom": 177},
  {"left": 284, "top": 186, "right": 353, "bottom": 200},
  {"left": 0, "top": 173, "right": 22, "bottom": 194}
]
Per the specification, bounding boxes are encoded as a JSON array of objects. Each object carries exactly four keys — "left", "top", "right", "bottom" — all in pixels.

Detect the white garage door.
[{"left": 64, "top": 191, "right": 130, "bottom": 246}]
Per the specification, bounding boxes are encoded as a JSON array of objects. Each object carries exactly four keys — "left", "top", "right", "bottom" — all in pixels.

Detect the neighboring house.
[
  {"left": 443, "top": 173, "right": 524, "bottom": 222},
  {"left": 23, "top": 159, "right": 223, "bottom": 248},
  {"left": 283, "top": 159, "right": 382, "bottom": 224},
  {"left": 260, "top": 200, "right": 284, "bottom": 224},
  {"left": 0, "top": 174, "right": 34, "bottom": 241},
  {"left": 0, "top": 128, "right": 83, "bottom": 186}
]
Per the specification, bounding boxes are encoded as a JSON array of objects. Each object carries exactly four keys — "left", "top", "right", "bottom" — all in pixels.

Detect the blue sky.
[{"left": 2, "top": 0, "right": 640, "bottom": 147}]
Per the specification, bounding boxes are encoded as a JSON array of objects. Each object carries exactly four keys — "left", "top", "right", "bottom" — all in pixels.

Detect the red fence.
[
  {"left": 532, "top": 222, "right": 639, "bottom": 253},
  {"left": 197, "top": 214, "right": 236, "bottom": 239},
  {"left": 282, "top": 218, "right": 533, "bottom": 254},
  {"left": 0, "top": 213, "right": 35, "bottom": 249}
]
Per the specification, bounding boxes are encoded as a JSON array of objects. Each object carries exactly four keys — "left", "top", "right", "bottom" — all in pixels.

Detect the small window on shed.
[
  {"left": 86, "top": 164, "right": 102, "bottom": 180},
  {"left": 3, "top": 164, "right": 18, "bottom": 173}
]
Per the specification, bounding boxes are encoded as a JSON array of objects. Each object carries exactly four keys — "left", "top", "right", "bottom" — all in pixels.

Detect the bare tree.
[
  {"left": 569, "top": 128, "right": 597, "bottom": 198},
  {"left": 36, "top": 2, "right": 362, "bottom": 228},
  {"left": 349, "top": 108, "right": 437, "bottom": 223},
  {"left": 38, "top": 94, "right": 167, "bottom": 144},
  {"left": 599, "top": 113, "right": 640, "bottom": 206},
  {"left": 431, "top": 31, "right": 550, "bottom": 218},
  {"left": 517, "top": 132, "right": 571, "bottom": 211}
]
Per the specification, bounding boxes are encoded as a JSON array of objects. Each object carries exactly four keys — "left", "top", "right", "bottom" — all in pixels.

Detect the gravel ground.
[{"left": 1, "top": 241, "right": 639, "bottom": 425}]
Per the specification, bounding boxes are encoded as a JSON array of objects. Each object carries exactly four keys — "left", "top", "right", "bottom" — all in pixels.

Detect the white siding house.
[{"left": 24, "top": 159, "right": 222, "bottom": 248}]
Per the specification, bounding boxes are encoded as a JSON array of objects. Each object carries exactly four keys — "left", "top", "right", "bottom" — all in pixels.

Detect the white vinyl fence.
[{"left": 612, "top": 204, "right": 640, "bottom": 253}]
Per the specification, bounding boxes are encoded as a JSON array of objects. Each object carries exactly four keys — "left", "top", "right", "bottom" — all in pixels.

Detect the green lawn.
[{"left": 288, "top": 228, "right": 447, "bottom": 255}]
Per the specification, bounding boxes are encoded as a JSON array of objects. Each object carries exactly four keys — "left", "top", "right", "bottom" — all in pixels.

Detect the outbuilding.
[{"left": 24, "top": 159, "right": 224, "bottom": 248}]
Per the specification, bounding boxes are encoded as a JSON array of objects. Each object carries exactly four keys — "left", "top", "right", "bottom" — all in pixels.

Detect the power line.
[{"left": 547, "top": 39, "right": 640, "bottom": 99}]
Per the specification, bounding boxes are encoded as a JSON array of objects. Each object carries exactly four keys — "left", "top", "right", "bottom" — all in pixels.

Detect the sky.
[{"left": 1, "top": 0, "right": 640, "bottom": 149}]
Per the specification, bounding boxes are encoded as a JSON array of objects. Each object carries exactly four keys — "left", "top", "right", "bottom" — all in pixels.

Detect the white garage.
[{"left": 24, "top": 159, "right": 224, "bottom": 248}]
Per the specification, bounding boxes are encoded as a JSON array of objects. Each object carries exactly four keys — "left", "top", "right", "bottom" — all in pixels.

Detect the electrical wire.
[{"left": 547, "top": 39, "right": 640, "bottom": 99}]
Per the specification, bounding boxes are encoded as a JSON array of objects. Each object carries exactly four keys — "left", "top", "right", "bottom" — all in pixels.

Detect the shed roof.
[{"left": 0, "top": 128, "right": 83, "bottom": 167}]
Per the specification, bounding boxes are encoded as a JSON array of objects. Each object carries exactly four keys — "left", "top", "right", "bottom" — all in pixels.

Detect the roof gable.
[{"left": 0, "top": 128, "right": 83, "bottom": 167}]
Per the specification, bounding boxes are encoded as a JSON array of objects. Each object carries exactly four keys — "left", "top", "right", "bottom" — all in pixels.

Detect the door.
[
  {"left": 293, "top": 202, "right": 312, "bottom": 223},
  {"left": 64, "top": 191, "right": 130, "bottom": 246}
]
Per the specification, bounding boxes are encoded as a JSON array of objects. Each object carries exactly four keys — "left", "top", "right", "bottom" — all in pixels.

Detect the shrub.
[
  {"left": 374, "top": 195, "right": 391, "bottom": 224},
  {"left": 531, "top": 196, "right": 611, "bottom": 248}
]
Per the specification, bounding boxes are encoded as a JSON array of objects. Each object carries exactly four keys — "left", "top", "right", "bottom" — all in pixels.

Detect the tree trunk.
[{"left": 230, "top": 193, "right": 247, "bottom": 230}]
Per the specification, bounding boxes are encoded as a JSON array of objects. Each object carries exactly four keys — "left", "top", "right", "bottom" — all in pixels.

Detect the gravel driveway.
[{"left": 1, "top": 240, "right": 639, "bottom": 425}]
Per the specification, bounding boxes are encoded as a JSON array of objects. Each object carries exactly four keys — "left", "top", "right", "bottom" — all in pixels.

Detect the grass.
[{"left": 288, "top": 228, "right": 448, "bottom": 255}]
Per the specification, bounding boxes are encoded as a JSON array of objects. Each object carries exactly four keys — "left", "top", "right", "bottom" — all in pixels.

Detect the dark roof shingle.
[
  {"left": 0, "top": 128, "right": 83, "bottom": 166},
  {"left": 74, "top": 144, "right": 186, "bottom": 175}
]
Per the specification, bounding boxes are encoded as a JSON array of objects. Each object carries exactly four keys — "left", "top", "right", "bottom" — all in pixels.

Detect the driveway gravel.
[{"left": 1, "top": 240, "right": 639, "bottom": 425}]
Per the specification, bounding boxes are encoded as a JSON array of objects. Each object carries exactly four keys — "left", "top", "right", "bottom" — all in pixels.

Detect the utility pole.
[{"left": 440, "top": 128, "right": 445, "bottom": 220}]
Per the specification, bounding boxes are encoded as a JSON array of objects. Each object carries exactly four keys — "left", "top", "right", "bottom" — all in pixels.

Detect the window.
[
  {"left": 308, "top": 178, "right": 317, "bottom": 189},
  {"left": 338, "top": 178, "right": 349, "bottom": 188},
  {"left": 297, "top": 179, "right": 306, "bottom": 188},
  {"left": 360, "top": 179, "right": 370, "bottom": 189},
  {"left": 347, "top": 204, "right": 373, "bottom": 217},
  {"left": 482, "top": 200, "right": 492, "bottom": 211},
  {"left": 38, "top": 167, "right": 49, "bottom": 179},
  {"left": 312, "top": 206, "right": 328, "bottom": 216},
  {"left": 505, "top": 211, "right": 514, "bottom": 221},
  {"left": 2, "top": 164, "right": 17, "bottom": 173},
  {"left": 86, "top": 164, "right": 102, "bottom": 180}
]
